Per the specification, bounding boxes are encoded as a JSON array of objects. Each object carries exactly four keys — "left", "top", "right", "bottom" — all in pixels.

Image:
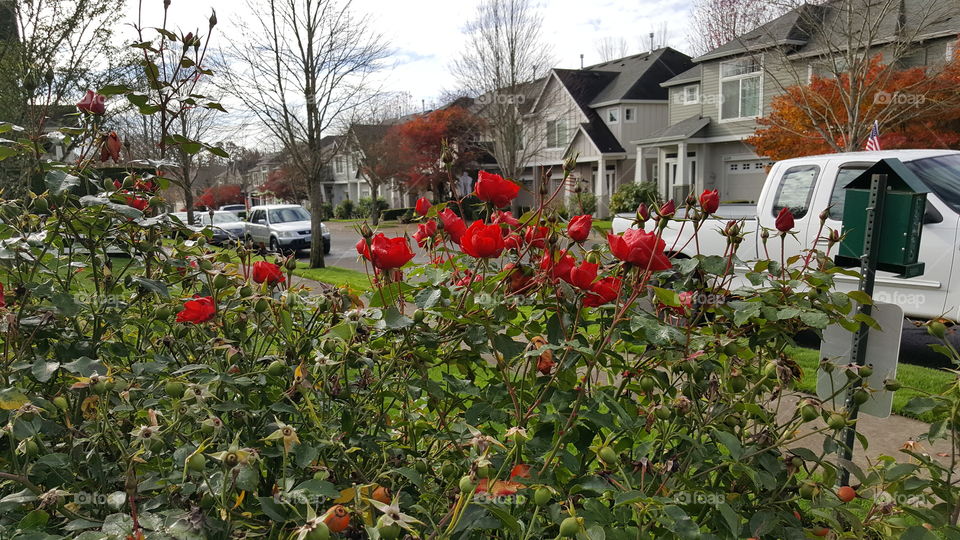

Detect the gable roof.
[
  {"left": 661, "top": 65, "right": 702, "bottom": 88},
  {"left": 696, "top": 0, "right": 960, "bottom": 63},
  {"left": 634, "top": 115, "right": 711, "bottom": 145}
]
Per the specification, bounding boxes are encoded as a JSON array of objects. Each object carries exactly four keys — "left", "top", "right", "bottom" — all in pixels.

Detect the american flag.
[{"left": 865, "top": 120, "right": 882, "bottom": 151}]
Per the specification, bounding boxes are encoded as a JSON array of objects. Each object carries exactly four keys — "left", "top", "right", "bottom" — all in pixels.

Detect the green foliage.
[
  {"left": 610, "top": 181, "right": 660, "bottom": 214},
  {"left": 333, "top": 198, "right": 355, "bottom": 219},
  {"left": 355, "top": 196, "right": 388, "bottom": 219},
  {"left": 381, "top": 207, "right": 413, "bottom": 222},
  {"left": 318, "top": 201, "right": 333, "bottom": 220}
]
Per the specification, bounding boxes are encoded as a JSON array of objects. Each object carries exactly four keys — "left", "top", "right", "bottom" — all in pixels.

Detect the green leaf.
[
  {"left": 846, "top": 290, "right": 873, "bottom": 305},
  {"left": 651, "top": 286, "right": 680, "bottom": 307},
  {"left": 256, "top": 497, "right": 288, "bottom": 522},
  {"left": 1, "top": 488, "right": 37, "bottom": 504},
  {"left": 414, "top": 288, "right": 442, "bottom": 309},
  {"left": 19, "top": 509, "right": 50, "bottom": 529},
  {"left": 662, "top": 505, "right": 700, "bottom": 539},
  {"left": 45, "top": 170, "right": 80, "bottom": 195},
  {"left": 50, "top": 291, "right": 81, "bottom": 316},
  {"left": 901, "top": 526, "right": 939, "bottom": 540},
  {"left": 712, "top": 429, "right": 743, "bottom": 460},
  {"left": 800, "top": 310, "right": 829, "bottom": 328},
  {"left": 481, "top": 503, "right": 520, "bottom": 533},
  {"left": 98, "top": 84, "right": 132, "bottom": 96},
  {"left": 132, "top": 277, "right": 170, "bottom": 298},
  {"left": 0, "top": 387, "right": 28, "bottom": 410},
  {"left": 382, "top": 307, "right": 412, "bottom": 329},
  {"left": 31, "top": 359, "right": 59, "bottom": 383},
  {"left": 205, "top": 144, "right": 229, "bottom": 158},
  {"left": 903, "top": 397, "right": 938, "bottom": 416},
  {"left": 0, "top": 146, "right": 19, "bottom": 161}
]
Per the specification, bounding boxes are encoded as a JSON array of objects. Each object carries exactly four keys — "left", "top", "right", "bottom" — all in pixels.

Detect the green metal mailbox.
[{"left": 834, "top": 158, "right": 928, "bottom": 278}]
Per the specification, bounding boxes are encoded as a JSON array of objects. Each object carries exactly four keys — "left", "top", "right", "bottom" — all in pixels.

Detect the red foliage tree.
[
  {"left": 196, "top": 184, "right": 243, "bottom": 209},
  {"left": 391, "top": 106, "right": 485, "bottom": 195},
  {"left": 261, "top": 168, "right": 308, "bottom": 203},
  {"left": 747, "top": 54, "right": 960, "bottom": 161}
]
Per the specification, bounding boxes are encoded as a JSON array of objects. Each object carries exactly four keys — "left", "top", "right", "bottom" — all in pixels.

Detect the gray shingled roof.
[
  {"left": 661, "top": 65, "right": 702, "bottom": 88},
  {"left": 634, "top": 115, "right": 710, "bottom": 145},
  {"left": 587, "top": 48, "right": 695, "bottom": 105},
  {"left": 696, "top": 0, "right": 960, "bottom": 62}
]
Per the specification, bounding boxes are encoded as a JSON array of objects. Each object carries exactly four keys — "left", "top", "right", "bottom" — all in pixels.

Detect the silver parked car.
[
  {"left": 244, "top": 204, "right": 331, "bottom": 254},
  {"left": 170, "top": 211, "right": 246, "bottom": 245}
]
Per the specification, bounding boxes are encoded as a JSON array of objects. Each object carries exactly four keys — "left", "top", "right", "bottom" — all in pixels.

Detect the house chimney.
[
  {"left": 580, "top": 54, "right": 584, "bottom": 69},
  {"left": 649, "top": 32, "right": 654, "bottom": 51}
]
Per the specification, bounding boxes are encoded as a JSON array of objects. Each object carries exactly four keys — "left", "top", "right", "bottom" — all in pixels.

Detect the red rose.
[
  {"left": 252, "top": 261, "right": 285, "bottom": 285},
  {"left": 370, "top": 233, "right": 414, "bottom": 270},
  {"left": 413, "top": 219, "right": 437, "bottom": 247},
  {"left": 439, "top": 208, "right": 467, "bottom": 243},
  {"left": 509, "top": 464, "right": 531, "bottom": 480},
  {"left": 100, "top": 131, "right": 122, "bottom": 162},
  {"left": 504, "top": 234, "right": 523, "bottom": 250},
  {"left": 492, "top": 210, "right": 520, "bottom": 227},
  {"left": 775, "top": 207, "right": 795, "bottom": 233},
  {"left": 584, "top": 277, "right": 621, "bottom": 307},
  {"left": 658, "top": 200, "right": 675, "bottom": 218},
  {"left": 567, "top": 214, "right": 592, "bottom": 242},
  {"left": 568, "top": 261, "right": 598, "bottom": 290},
  {"left": 540, "top": 250, "right": 575, "bottom": 282},
  {"left": 699, "top": 189, "right": 720, "bottom": 214},
  {"left": 176, "top": 296, "right": 215, "bottom": 324},
  {"left": 524, "top": 225, "right": 549, "bottom": 249},
  {"left": 356, "top": 238, "right": 370, "bottom": 259},
  {"left": 607, "top": 230, "right": 672, "bottom": 271},
  {"left": 474, "top": 170, "right": 520, "bottom": 208},
  {"left": 460, "top": 220, "right": 505, "bottom": 258},
  {"left": 125, "top": 196, "right": 148, "bottom": 211},
  {"left": 415, "top": 197, "right": 431, "bottom": 216},
  {"left": 77, "top": 89, "right": 105, "bottom": 115},
  {"left": 0, "top": 282, "right": 5, "bottom": 308}
]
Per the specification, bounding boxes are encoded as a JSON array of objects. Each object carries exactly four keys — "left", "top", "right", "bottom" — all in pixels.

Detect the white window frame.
[
  {"left": 335, "top": 156, "right": 345, "bottom": 174},
  {"left": 607, "top": 108, "right": 619, "bottom": 124},
  {"left": 719, "top": 57, "right": 763, "bottom": 122},
  {"left": 624, "top": 107, "right": 635, "bottom": 122},
  {"left": 682, "top": 85, "right": 700, "bottom": 105},
  {"left": 546, "top": 118, "right": 568, "bottom": 149}
]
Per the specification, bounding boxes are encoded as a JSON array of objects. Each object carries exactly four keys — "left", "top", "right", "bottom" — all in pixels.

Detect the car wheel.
[
  {"left": 324, "top": 239, "right": 331, "bottom": 255},
  {"left": 269, "top": 237, "right": 282, "bottom": 255}
]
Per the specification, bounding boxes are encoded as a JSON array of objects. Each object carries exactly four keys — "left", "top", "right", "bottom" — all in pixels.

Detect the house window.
[
  {"left": 607, "top": 108, "right": 619, "bottom": 123},
  {"left": 624, "top": 107, "right": 635, "bottom": 122},
  {"left": 546, "top": 119, "right": 569, "bottom": 148},
  {"left": 683, "top": 85, "right": 699, "bottom": 105},
  {"left": 335, "top": 156, "right": 345, "bottom": 174},
  {"left": 720, "top": 57, "right": 762, "bottom": 120}
]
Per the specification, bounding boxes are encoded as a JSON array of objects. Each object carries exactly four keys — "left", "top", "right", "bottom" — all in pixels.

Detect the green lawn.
[
  {"left": 786, "top": 346, "right": 954, "bottom": 422},
  {"left": 593, "top": 220, "right": 612, "bottom": 233},
  {"left": 293, "top": 263, "right": 372, "bottom": 292}
]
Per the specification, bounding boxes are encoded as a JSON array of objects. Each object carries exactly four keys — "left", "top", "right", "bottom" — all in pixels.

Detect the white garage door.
[{"left": 722, "top": 160, "right": 773, "bottom": 203}]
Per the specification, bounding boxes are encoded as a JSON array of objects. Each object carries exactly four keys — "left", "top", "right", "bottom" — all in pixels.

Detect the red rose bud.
[
  {"left": 176, "top": 296, "right": 215, "bottom": 324},
  {"left": 370, "top": 233, "right": 414, "bottom": 270},
  {"left": 504, "top": 263, "right": 533, "bottom": 294},
  {"left": 658, "top": 200, "right": 675, "bottom": 218},
  {"left": 252, "top": 261, "right": 285, "bottom": 285},
  {"left": 439, "top": 208, "right": 467, "bottom": 243},
  {"left": 124, "top": 196, "right": 149, "bottom": 211},
  {"left": 474, "top": 170, "right": 520, "bottom": 208},
  {"left": 100, "top": 132, "right": 122, "bottom": 162},
  {"left": 460, "top": 220, "right": 505, "bottom": 258},
  {"left": 775, "top": 207, "right": 795, "bottom": 233},
  {"left": 540, "top": 250, "right": 575, "bottom": 282},
  {"left": 415, "top": 197, "right": 431, "bottom": 216},
  {"left": 637, "top": 203, "right": 650, "bottom": 222},
  {"left": 607, "top": 230, "right": 672, "bottom": 271},
  {"left": 524, "top": 225, "right": 549, "bottom": 249},
  {"left": 492, "top": 210, "right": 520, "bottom": 227},
  {"left": 699, "top": 189, "right": 720, "bottom": 214},
  {"left": 568, "top": 261, "right": 599, "bottom": 290},
  {"left": 413, "top": 220, "right": 437, "bottom": 247},
  {"left": 584, "top": 276, "right": 621, "bottom": 307},
  {"left": 567, "top": 214, "right": 592, "bottom": 243},
  {"left": 828, "top": 228, "right": 841, "bottom": 244},
  {"left": 77, "top": 89, "right": 105, "bottom": 115},
  {"left": 356, "top": 238, "right": 371, "bottom": 259}
]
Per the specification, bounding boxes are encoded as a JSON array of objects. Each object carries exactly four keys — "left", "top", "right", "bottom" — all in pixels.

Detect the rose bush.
[{"left": 0, "top": 13, "right": 958, "bottom": 540}]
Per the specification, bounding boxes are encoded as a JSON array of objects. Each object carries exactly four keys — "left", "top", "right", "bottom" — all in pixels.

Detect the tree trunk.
[
  {"left": 308, "top": 178, "right": 326, "bottom": 269},
  {"left": 184, "top": 187, "right": 195, "bottom": 224},
  {"left": 370, "top": 182, "right": 380, "bottom": 226}
]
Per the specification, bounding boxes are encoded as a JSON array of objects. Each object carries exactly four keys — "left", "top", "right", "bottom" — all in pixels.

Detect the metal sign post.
[{"left": 837, "top": 173, "right": 886, "bottom": 486}]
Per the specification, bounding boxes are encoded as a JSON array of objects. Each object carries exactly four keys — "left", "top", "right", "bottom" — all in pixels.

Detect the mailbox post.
[{"left": 831, "top": 158, "right": 928, "bottom": 486}]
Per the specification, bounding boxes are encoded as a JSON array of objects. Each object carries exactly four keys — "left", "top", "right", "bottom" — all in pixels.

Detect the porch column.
[
  {"left": 635, "top": 145, "right": 645, "bottom": 184},
  {"left": 595, "top": 155, "right": 607, "bottom": 218},
  {"left": 675, "top": 141, "right": 687, "bottom": 203},
  {"left": 658, "top": 147, "right": 668, "bottom": 201}
]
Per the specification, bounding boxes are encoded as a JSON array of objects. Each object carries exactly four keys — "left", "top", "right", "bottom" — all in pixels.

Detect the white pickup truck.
[{"left": 612, "top": 150, "right": 960, "bottom": 321}]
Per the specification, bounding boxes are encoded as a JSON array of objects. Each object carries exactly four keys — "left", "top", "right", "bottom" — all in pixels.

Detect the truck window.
[
  {"left": 828, "top": 166, "right": 869, "bottom": 220},
  {"left": 771, "top": 165, "right": 820, "bottom": 219},
  {"left": 904, "top": 154, "right": 960, "bottom": 213}
]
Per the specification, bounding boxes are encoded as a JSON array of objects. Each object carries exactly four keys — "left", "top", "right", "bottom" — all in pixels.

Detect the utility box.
[{"left": 834, "top": 158, "right": 928, "bottom": 278}]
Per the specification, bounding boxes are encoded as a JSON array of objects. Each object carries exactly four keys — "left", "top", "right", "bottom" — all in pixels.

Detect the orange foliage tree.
[
  {"left": 261, "top": 168, "right": 308, "bottom": 203},
  {"left": 747, "top": 53, "right": 960, "bottom": 161},
  {"left": 391, "top": 106, "right": 485, "bottom": 196}
]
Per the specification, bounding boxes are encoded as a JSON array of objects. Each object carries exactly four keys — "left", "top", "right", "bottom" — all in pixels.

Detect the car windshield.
[
  {"left": 269, "top": 207, "right": 310, "bottom": 223},
  {"left": 904, "top": 154, "right": 960, "bottom": 213},
  {"left": 202, "top": 212, "right": 241, "bottom": 225}
]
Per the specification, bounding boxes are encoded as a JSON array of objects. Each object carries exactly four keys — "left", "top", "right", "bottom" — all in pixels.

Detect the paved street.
[{"left": 295, "top": 220, "right": 430, "bottom": 271}]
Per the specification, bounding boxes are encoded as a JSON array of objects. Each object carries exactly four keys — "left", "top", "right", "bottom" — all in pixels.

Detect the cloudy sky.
[{"left": 133, "top": 0, "right": 695, "bottom": 111}]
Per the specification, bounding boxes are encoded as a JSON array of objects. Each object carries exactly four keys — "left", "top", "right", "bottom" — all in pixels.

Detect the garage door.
[{"left": 722, "top": 160, "right": 772, "bottom": 203}]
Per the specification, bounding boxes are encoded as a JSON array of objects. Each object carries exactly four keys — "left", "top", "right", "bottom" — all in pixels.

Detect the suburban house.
[
  {"left": 479, "top": 47, "right": 694, "bottom": 217},
  {"left": 634, "top": 0, "right": 960, "bottom": 204}
]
